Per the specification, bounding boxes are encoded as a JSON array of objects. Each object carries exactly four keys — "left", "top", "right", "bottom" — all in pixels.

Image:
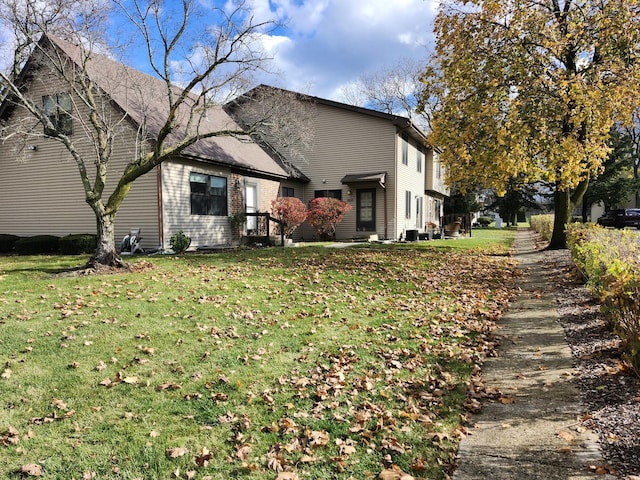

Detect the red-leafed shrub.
[
  {"left": 307, "top": 197, "right": 352, "bottom": 241},
  {"left": 271, "top": 197, "right": 308, "bottom": 237}
]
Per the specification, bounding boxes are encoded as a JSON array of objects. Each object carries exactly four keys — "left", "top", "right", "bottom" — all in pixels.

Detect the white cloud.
[{"left": 244, "top": 0, "right": 439, "bottom": 100}]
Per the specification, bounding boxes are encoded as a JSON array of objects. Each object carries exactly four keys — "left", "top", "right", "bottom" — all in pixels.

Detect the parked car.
[{"left": 597, "top": 209, "right": 640, "bottom": 228}]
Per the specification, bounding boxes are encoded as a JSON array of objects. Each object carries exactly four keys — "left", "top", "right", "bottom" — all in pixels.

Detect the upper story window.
[
  {"left": 436, "top": 159, "right": 442, "bottom": 179},
  {"left": 43, "top": 93, "right": 73, "bottom": 135},
  {"left": 401, "top": 134, "right": 409, "bottom": 165},
  {"left": 280, "top": 186, "right": 295, "bottom": 197},
  {"left": 417, "top": 145, "right": 423, "bottom": 173},
  {"left": 190, "top": 172, "right": 228, "bottom": 216},
  {"left": 314, "top": 189, "right": 342, "bottom": 200}
]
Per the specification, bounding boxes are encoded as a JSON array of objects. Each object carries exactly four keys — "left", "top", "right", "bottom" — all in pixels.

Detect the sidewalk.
[{"left": 453, "top": 229, "right": 614, "bottom": 479}]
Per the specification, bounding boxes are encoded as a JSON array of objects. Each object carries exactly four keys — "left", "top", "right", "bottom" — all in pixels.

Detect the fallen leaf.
[
  {"left": 20, "top": 464, "right": 43, "bottom": 476},
  {"left": 166, "top": 447, "right": 188, "bottom": 458},
  {"left": 276, "top": 473, "right": 300, "bottom": 480},
  {"left": 307, "top": 429, "right": 330, "bottom": 447},
  {"left": 99, "top": 378, "right": 113, "bottom": 387},
  {"left": 195, "top": 447, "right": 212, "bottom": 467},
  {"left": 379, "top": 467, "right": 414, "bottom": 480},
  {"left": 236, "top": 444, "right": 251, "bottom": 461},
  {"left": 557, "top": 431, "right": 575, "bottom": 442},
  {"left": 51, "top": 399, "right": 68, "bottom": 410}
]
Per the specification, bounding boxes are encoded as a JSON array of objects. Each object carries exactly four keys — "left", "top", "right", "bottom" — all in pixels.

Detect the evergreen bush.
[
  {"left": 59, "top": 234, "right": 97, "bottom": 254},
  {"left": 170, "top": 230, "right": 191, "bottom": 254},
  {"left": 14, "top": 235, "right": 60, "bottom": 255},
  {"left": 0, "top": 234, "right": 21, "bottom": 253}
]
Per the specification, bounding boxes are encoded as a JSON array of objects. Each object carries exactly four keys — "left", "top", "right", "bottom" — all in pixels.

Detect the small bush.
[
  {"left": 14, "top": 235, "right": 60, "bottom": 255},
  {"left": 307, "top": 197, "right": 352, "bottom": 241},
  {"left": 271, "top": 197, "right": 308, "bottom": 237},
  {"left": 530, "top": 214, "right": 554, "bottom": 241},
  {"left": 477, "top": 216, "right": 492, "bottom": 227},
  {"left": 170, "top": 230, "right": 191, "bottom": 254},
  {"left": 0, "top": 234, "right": 21, "bottom": 253},
  {"left": 59, "top": 234, "right": 97, "bottom": 255}
]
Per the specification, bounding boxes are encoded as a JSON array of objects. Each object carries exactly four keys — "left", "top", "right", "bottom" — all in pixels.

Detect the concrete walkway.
[{"left": 453, "top": 229, "right": 614, "bottom": 479}]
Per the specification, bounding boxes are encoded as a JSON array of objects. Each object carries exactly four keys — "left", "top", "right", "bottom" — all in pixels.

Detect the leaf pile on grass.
[{"left": 0, "top": 242, "right": 519, "bottom": 479}]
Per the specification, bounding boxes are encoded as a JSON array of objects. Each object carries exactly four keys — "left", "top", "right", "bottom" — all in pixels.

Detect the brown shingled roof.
[{"left": 40, "top": 35, "right": 289, "bottom": 179}]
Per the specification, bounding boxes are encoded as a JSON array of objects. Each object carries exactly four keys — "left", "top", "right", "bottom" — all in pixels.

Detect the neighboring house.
[
  {"left": 0, "top": 35, "right": 289, "bottom": 251},
  {"left": 231, "top": 86, "right": 449, "bottom": 241}
]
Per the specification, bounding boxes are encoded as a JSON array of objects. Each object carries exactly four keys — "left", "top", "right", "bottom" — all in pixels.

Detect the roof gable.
[{"left": 2, "top": 35, "right": 288, "bottom": 179}]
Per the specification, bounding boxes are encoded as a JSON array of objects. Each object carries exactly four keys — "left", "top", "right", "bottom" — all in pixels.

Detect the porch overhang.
[
  {"left": 425, "top": 189, "right": 448, "bottom": 200},
  {"left": 340, "top": 171, "right": 387, "bottom": 188}
]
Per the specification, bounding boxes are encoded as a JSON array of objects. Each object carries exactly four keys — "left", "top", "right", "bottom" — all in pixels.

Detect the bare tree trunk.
[
  {"left": 87, "top": 212, "right": 124, "bottom": 268},
  {"left": 549, "top": 189, "right": 571, "bottom": 250},
  {"left": 549, "top": 178, "right": 589, "bottom": 250}
]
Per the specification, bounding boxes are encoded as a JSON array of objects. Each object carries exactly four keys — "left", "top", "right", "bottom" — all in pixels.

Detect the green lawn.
[{"left": 0, "top": 229, "right": 517, "bottom": 479}]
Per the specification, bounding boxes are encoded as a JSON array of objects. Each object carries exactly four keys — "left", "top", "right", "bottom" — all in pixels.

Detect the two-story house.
[{"left": 232, "top": 86, "right": 449, "bottom": 242}]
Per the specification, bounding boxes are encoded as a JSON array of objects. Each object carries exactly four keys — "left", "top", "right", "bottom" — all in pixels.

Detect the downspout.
[
  {"left": 156, "top": 164, "right": 164, "bottom": 251},
  {"left": 381, "top": 178, "right": 388, "bottom": 240},
  {"left": 394, "top": 132, "right": 400, "bottom": 241}
]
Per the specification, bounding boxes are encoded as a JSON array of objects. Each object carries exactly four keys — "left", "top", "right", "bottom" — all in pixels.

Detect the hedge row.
[
  {"left": 0, "top": 233, "right": 97, "bottom": 255},
  {"left": 529, "top": 214, "right": 554, "bottom": 241},
  {"left": 566, "top": 223, "right": 640, "bottom": 372}
]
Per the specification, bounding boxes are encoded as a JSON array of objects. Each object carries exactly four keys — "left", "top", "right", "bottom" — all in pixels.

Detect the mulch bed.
[{"left": 543, "top": 248, "right": 640, "bottom": 479}]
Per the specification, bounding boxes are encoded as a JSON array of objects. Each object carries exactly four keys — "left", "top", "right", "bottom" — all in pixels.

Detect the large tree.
[
  {"left": 0, "top": 0, "right": 304, "bottom": 267},
  {"left": 422, "top": 0, "right": 640, "bottom": 248}
]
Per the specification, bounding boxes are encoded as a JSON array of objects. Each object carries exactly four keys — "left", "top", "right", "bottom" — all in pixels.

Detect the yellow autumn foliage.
[{"left": 422, "top": 0, "right": 640, "bottom": 247}]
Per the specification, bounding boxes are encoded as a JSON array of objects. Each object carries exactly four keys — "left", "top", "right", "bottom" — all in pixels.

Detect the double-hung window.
[
  {"left": 405, "top": 190, "right": 412, "bottom": 219},
  {"left": 417, "top": 145, "right": 423, "bottom": 173},
  {"left": 281, "top": 186, "right": 295, "bottom": 197},
  {"left": 43, "top": 93, "right": 73, "bottom": 135},
  {"left": 190, "top": 173, "right": 228, "bottom": 216},
  {"left": 401, "top": 134, "right": 409, "bottom": 165}
]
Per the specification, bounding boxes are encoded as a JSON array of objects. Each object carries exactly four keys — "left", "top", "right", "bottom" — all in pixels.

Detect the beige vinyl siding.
[
  {"left": 395, "top": 132, "right": 427, "bottom": 239},
  {"left": 293, "top": 103, "right": 397, "bottom": 241},
  {"left": 161, "top": 160, "right": 233, "bottom": 249},
  {"left": 0, "top": 72, "right": 159, "bottom": 248},
  {"left": 161, "top": 160, "right": 281, "bottom": 249},
  {"left": 426, "top": 150, "right": 448, "bottom": 197}
]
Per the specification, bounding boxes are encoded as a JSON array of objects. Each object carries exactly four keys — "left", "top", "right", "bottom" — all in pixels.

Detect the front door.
[
  {"left": 245, "top": 183, "right": 258, "bottom": 233},
  {"left": 356, "top": 188, "right": 376, "bottom": 231}
]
